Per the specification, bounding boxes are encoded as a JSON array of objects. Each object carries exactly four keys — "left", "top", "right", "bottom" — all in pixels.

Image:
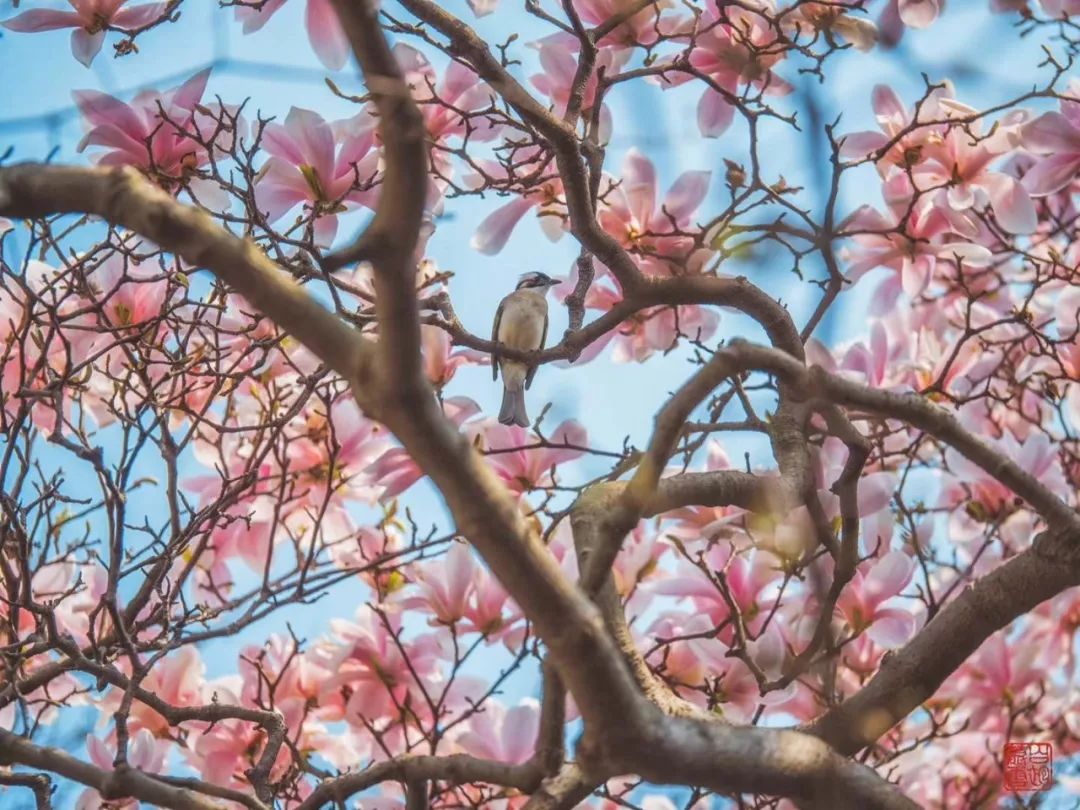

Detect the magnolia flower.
[
  {"left": 78, "top": 731, "right": 167, "bottom": 809},
  {"left": 841, "top": 175, "right": 992, "bottom": 300},
  {"left": 72, "top": 69, "right": 230, "bottom": 207},
  {"left": 370, "top": 398, "right": 481, "bottom": 500},
  {"left": 421, "top": 325, "right": 487, "bottom": 389},
  {"left": 660, "top": 2, "right": 791, "bottom": 138},
  {"left": 255, "top": 106, "right": 379, "bottom": 246},
  {"left": 316, "top": 607, "right": 443, "bottom": 727},
  {"left": 454, "top": 698, "right": 539, "bottom": 763},
  {"left": 476, "top": 419, "right": 588, "bottom": 495},
  {"left": 783, "top": 3, "right": 879, "bottom": 52},
  {"left": 234, "top": 0, "right": 350, "bottom": 71},
  {"left": 2, "top": 0, "right": 167, "bottom": 66},
  {"left": 598, "top": 148, "right": 713, "bottom": 277},
  {"left": 100, "top": 648, "right": 204, "bottom": 737},
  {"left": 402, "top": 541, "right": 477, "bottom": 625},
  {"left": 943, "top": 429, "right": 1065, "bottom": 519},
  {"left": 530, "top": 34, "right": 629, "bottom": 139},
  {"left": 394, "top": 43, "right": 500, "bottom": 145},
  {"left": 74, "top": 68, "right": 211, "bottom": 171},
  {"left": 468, "top": 146, "right": 567, "bottom": 255},
  {"left": 836, "top": 551, "right": 917, "bottom": 649},
  {"left": 1021, "top": 85, "right": 1080, "bottom": 196}
]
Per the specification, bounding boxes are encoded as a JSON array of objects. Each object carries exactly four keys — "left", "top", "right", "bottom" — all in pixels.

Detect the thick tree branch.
[
  {"left": 0, "top": 769, "right": 52, "bottom": 809},
  {"left": 0, "top": 164, "right": 373, "bottom": 387},
  {"left": 809, "top": 531, "right": 1080, "bottom": 753},
  {"left": 728, "top": 340, "right": 1080, "bottom": 535},
  {"left": 297, "top": 754, "right": 541, "bottom": 810},
  {"left": 0, "top": 728, "right": 227, "bottom": 810}
]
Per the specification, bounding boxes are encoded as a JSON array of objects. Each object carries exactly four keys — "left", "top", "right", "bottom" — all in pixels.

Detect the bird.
[{"left": 491, "top": 271, "right": 559, "bottom": 427}]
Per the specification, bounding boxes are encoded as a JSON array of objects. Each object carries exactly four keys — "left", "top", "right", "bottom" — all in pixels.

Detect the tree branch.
[{"left": 0, "top": 728, "right": 227, "bottom": 810}]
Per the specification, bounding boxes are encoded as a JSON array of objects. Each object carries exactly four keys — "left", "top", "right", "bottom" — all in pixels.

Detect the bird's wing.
[
  {"left": 491, "top": 298, "right": 504, "bottom": 382},
  {"left": 525, "top": 304, "right": 548, "bottom": 390}
]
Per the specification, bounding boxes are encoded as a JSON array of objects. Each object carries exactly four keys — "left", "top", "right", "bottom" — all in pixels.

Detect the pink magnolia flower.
[
  {"left": 611, "top": 523, "right": 668, "bottom": 600},
  {"left": 645, "top": 612, "right": 781, "bottom": 720},
  {"left": 840, "top": 178, "right": 992, "bottom": 301},
  {"left": 402, "top": 541, "right": 477, "bottom": 625},
  {"left": 597, "top": 148, "right": 713, "bottom": 277},
  {"left": 785, "top": 3, "right": 878, "bottom": 51},
  {"left": 567, "top": 0, "right": 678, "bottom": 49},
  {"left": 369, "top": 397, "right": 481, "bottom": 500},
  {"left": 807, "top": 321, "right": 910, "bottom": 391},
  {"left": 186, "top": 678, "right": 294, "bottom": 788},
  {"left": 394, "top": 43, "right": 500, "bottom": 146},
  {"left": 234, "top": 0, "right": 350, "bottom": 71},
  {"left": 315, "top": 606, "right": 443, "bottom": 726},
  {"left": 0, "top": 260, "right": 105, "bottom": 432},
  {"left": 255, "top": 107, "right": 379, "bottom": 246},
  {"left": 1021, "top": 85, "right": 1080, "bottom": 196},
  {"left": 944, "top": 632, "right": 1044, "bottom": 730},
  {"left": 100, "top": 648, "right": 205, "bottom": 737},
  {"left": 662, "top": 444, "right": 751, "bottom": 547},
  {"left": 836, "top": 551, "right": 917, "bottom": 649},
  {"left": 463, "top": 563, "right": 523, "bottom": 643},
  {"left": 476, "top": 419, "right": 587, "bottom": 495},
  {"left": 653, "top": 543, "right": 780, "bottom": 637},
  {"left": 661, "top": 2, "right": 792, "bottom": 138},
  {"left": 282, "top": 396, "right": 389, "bottom": 510},
  {"left": 565, "top": 276, "right": 720, "bottom": 363},
  {"left": 78, "top": 731, "right": 168, "bottom": 810},
  {"left": 73, "top": 69, "right": 214, "bottom": 187},
  {"left": 84, "top": 252, "right": 174, "bottom": 334},
  {"left": 238, "top": 635, "right": 328, "bottom": 729},
  {"left": 943, "top": 429, "right": 1065, "bottom": 519},
  {"left": 530, "top": 36, "right": 630, "bottom": 139},
  {"left": 422, "top": 325, "right": 486, "bottom": 388},
  {"left": 454, "top": 698, "right": 538, "bottom": 764},
  {"left": 2, "top": 0, "right": 167, "bottom": 67},
  {"left": 840, "top": 83, "right": 952, "bottom": 173},
  {"left": 913, "top": 100, "right": 1037, "bottom": 234},
  {"left": 468, "top": 147, "right": 567, "bottom": 255}
]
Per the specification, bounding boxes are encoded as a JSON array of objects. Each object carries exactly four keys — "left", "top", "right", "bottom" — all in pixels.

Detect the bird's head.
[{"left": 515, "top": 271, "right": 559, "bottom": 292}]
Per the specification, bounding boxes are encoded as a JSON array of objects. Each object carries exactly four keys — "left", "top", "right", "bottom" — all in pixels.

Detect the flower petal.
[
  {"left": 1022, "top": 153, "right": 1080, "bottom": 197},
  {"left": 898, "top": 0, "right": 941, "bottom": 28},
  {"left": 1, "top": 10, "right": 83, "bottom": 32},
  {"left": 985, "top": 172, "right": 1037, "bottom": 234},
  {"left": 471, "top": 196, "right": 535, "bottom": 255},
  {"left": 1021, "top": 111, "right": 1080, "bottom": 155},
  {"left": 112, "top": 3, "right": 170, "bottom": 30},
  {"left": 70, "top": 29, "right": 105, "bottom": 68},
  {"left": 661, "top": 170, "right": 710, "bottom": 224},
  {"left": 306, "top": 0, "right": 350, "bottom": 71},
  {"left": 867, "top": 607, "right": 916, "bottom": 648},
  {"left": 697, "top": 88, "right": 734, "bottom": 138}
]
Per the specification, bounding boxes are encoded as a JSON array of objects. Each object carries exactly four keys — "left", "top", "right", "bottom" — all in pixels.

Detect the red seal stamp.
[{"left": 1003, "top": 742, "right": 1052, "bottom": 792}]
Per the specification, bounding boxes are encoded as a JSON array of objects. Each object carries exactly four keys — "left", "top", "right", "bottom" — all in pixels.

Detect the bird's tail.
[
  {"left": 498, "top": 363, "right": 529, "bottom": 426},
  {"left": 499, "top": 385, "right": 529, "bottom": 427}
]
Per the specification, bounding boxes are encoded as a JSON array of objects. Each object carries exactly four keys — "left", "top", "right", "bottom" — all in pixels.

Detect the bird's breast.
[{"left": 497, "top": 293, "right": 547, "bottom": 351}]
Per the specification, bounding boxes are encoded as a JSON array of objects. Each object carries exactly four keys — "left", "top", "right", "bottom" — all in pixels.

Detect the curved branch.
[
  {"left": 298, "top": 754, "right": 540, "bottom": 810},
  {"left": 0, "top": 728, "right": 227, "bottom": 810},
  {"left": 809, "top": 531, "right": 1080, "bottom": 754},
  {"left": 0, "top": 769, "right": 52, "bottom": 810},
  {"left": 727, "top": 340, "right": 1080, "bottom": 535},
  {"left": 0, "top": 164, "right": 373, "bottom": 387}
]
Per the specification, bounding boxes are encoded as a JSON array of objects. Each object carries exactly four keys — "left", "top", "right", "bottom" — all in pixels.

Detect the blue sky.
[{"left": 1, "top": 0, "right": 1074, "bottom": 807}]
